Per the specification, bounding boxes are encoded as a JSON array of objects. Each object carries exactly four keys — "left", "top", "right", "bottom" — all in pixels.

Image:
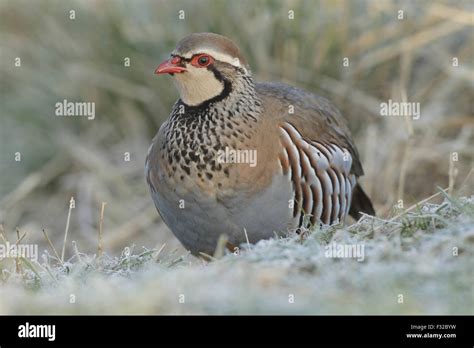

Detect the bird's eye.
[
  {"left": 192, "top": 54, "right": 213, "bottom": 68},
  {"left": 199, "top": 56, "right": 209, "bottom": 65}
]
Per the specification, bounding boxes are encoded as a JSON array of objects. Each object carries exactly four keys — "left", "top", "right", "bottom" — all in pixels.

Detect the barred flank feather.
[{"left": 279, "top": 122, "right": 361, "bottom": 226}]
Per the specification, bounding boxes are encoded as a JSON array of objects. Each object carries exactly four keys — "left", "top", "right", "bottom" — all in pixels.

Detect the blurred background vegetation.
[{"left": 0, "top": 0, "right": 472, "bottom": 257}]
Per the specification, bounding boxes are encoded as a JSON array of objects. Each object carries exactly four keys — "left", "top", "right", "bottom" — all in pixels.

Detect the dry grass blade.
[
  {"left": 448, "top": 156, "right": 459, "bottom": 194},
  {"left": 98, "top": 202, "right": 107, "bottom": 257},
  {"left": 42, "top": 228, "right": 62, "bottom": 263},
  {"left": 213, "top": 234, "right": 229, "bottom": 259},
  {"left": 198, "top": 252, "right": 217, "bottom": 262},
  {"left": 61, "top": 197, "right": 74, "bottom": 263},
  {"left": 243, "top": 228, "right": 250, "bottom": 249},
  {"left": 154, "top": 243, "right": 166, "bottom": 262},
  {"left": 15, "top": 228, "right": 26, "bottom": 274}
]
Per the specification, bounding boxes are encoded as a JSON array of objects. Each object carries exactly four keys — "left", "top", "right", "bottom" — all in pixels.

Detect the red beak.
[{"left": 155, "top": 57, "right": 187, "bottom": 75}]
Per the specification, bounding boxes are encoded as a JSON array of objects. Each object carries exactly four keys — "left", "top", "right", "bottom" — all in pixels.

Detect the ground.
[{"left": 0, "top": 194, "right": 472, "bottom": 314}]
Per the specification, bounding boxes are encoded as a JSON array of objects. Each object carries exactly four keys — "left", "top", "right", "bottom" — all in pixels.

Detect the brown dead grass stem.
[
  {"left": 449, "top": 155, "right": 459, "bottom": 194},
  {"left": 153, "top": 243, "right": 166, "bottom": 262},
  {"left": 98, "top": 202, "right": 107, "bottom": 257},
  {"left": 42, "top": 228, "right": 63, "bottom": 264},
  {"left": 61, "top": 197, "right": 74, "bottom": 263},
  {"left": 14, "top": 228, "right": 26, "bottom": 274}
]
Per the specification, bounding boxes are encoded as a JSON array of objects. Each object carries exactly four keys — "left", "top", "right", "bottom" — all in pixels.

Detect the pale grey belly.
[{"left": 150, "top": 174, "right": 295, "bottom": 255}]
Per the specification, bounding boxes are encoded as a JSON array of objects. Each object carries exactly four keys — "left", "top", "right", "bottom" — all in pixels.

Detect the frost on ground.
[{"left": 0, "top": 195, "right": 473, "bottom": 314}]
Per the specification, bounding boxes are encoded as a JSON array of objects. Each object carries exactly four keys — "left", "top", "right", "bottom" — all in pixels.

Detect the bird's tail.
[{"left": 349, "top": 183, "right": 375, "bottom": 219}]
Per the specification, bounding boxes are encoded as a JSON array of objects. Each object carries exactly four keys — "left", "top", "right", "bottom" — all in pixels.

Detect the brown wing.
[
  {"left": 257, "top": 82, "right": 375, "bottom": 219},
  {"left": 257, "top": 82, "right": 364, "bottom": 176}
]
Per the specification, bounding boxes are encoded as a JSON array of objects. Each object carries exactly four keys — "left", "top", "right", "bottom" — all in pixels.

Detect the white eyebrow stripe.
[{"left": 173, "top": 48, "right": 242, "bottom": 67}]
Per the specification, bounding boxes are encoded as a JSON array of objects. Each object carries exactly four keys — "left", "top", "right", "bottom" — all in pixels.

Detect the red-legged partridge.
[{"left": 146, "top": 33, "right": 375, "bottom": 255}]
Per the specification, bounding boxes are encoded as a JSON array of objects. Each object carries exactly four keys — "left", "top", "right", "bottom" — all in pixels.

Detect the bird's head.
[{"left": 155, "top": 33, "right": 250, "bottom": 107}]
